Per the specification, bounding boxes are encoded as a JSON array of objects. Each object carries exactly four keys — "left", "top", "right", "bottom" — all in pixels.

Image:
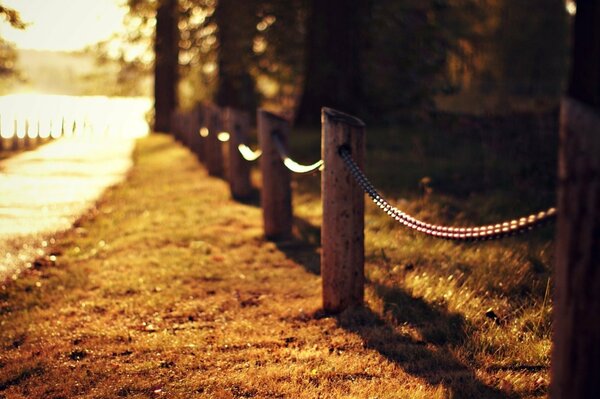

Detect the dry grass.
[{"left": 0, "top": 133, "right": 552, "bottom": 398}]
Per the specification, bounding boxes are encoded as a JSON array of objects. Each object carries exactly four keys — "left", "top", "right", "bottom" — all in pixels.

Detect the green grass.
[{"left": 0, "top": 126, "right": 555, "bottom": 398}]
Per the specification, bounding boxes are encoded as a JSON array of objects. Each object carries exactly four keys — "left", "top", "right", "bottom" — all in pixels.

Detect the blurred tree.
[
  {"left": 213, "top": 0, "right": 259, "bottom": 112},
  {"left": 0, "top": 4, "right": 25, "bottom": 29},
  {"left": 253, "top": 0, "right": 306, "bottom": 113},
  {"left": 364, "top": 0, "right": 485, "bottom": 120},
  {"left": 295, "top": 0, "right": 367, "bottom": 125},
  {"left": 492, "top": 0, "right": 569, "bottom": 96},
  {"left": 153, "top": 0, "right": 179, "bottom": 132},
  {"left": 0, "top": 3, "right": 26, "bottom": 91}
]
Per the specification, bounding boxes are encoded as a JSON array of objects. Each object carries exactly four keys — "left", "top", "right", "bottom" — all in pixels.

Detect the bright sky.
[{"left": 0, "top": 0, "right": 127, "bottom": 52}]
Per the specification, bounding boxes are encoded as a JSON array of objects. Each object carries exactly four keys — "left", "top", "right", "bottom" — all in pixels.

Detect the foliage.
[
  {"left": 0, "top": 4, "right": 26, "bottom": 29},
  {"left": 115, "top": 0, "right": 570, "bottom": 118},
  {"left": 0, "top": 3, "right": 25, "bottom": 92}
]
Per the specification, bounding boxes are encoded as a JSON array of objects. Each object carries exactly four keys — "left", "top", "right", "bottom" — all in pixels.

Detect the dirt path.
[
  {"left": 0, "top": 136, "right": 136, "bottom": 282},
  {"left": 0, "top": 135, "right": 521, "bottom": 398}
]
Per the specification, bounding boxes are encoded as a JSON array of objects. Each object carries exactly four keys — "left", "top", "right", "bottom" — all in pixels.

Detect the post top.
[{"left": 321, "top": 107, "right": 366, "bottom": 128}]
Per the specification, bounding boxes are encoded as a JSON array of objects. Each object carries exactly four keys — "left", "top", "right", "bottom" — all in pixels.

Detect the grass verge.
[{"left": 0, "top": 133, "right": 552, "bottom": 398}]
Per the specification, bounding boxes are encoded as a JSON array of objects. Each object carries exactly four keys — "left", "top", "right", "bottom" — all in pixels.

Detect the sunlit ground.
[{"left": 0, "top": 94, "right": 151, "bottom": 281}]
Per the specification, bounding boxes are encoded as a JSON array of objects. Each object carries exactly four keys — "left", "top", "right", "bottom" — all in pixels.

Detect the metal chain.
[
  {"left": 238, "top": 143, "right": 262, "bottom": 161},
  {"left": 273, "top": 135, "right": 323, "bottom": 174},
  {"left": 339, "top": 147, "right": 556, "bottom": 241}
]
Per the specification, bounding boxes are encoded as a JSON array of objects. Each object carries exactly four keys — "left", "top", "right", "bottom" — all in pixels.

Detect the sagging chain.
[
  {"left": 273, "top": 134, "right": 323, "bottom": 174},
  {"left": 339, "top": 146, "right": 556, "bottom": 241},
  {"left": 238, "top": 144, "right": 262, "bottom": 161}
]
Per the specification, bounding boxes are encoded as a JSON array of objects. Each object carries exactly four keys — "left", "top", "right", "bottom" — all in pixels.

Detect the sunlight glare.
[
  {"left": 0, "top": 94, "right": 151, "bottom": 139},
  {"left": 0, "top": 0, "right": 127, "bottom": 52}
]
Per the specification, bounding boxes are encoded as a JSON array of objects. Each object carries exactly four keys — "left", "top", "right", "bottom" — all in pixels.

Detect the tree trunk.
[
  {"left": 154, "top": 0, "right": 178, "bottom": 133},
  {"left": 295, "top": 0, "right": 367, "bottom": 126},
  {"left": 551, "top": 1, "right": 600, "bottom": 398},
  {"left": 214, "top": 0, "right": 258, "bottom": 113}
]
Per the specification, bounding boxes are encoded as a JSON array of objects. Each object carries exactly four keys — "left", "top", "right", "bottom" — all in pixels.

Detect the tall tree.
[
  {"left": 153, "top": 0, "right": 179, "bottom": 132},
  {"left": 213, "top": 0, "right": 259, "bottom": 112},
  {"left": 295, "top": 0, "right": 367, "bottom": 126},
  {"left": 551, "top": 0, "right": 600, "bottom": 397},
  {"left": 0, "top": 3, "right": 26, "bottom": 91},
  {"left": 494, "top": 0, "right": 569, "bottom": 96}
]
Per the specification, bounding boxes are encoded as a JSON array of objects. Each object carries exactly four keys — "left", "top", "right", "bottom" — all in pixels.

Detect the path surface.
[{"left": 0, "top": 136, "right": 136, "bottom": 281}]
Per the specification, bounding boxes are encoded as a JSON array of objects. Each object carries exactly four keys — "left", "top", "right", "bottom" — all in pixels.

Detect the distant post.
[
  {"left": 257, "top": 109, "right": 292, "bottom": 240},
  {"left": 206, "top": 104, "right": 225, "bottom": 177},
  {"left": 187, "top": 106, "right": 202, "bottom": 161},
  {"left": 225, "top": 107, "right": 253, "bottom": 200},
  {"left": 12, "top": 120, "right": 18, "bottom": 151},
  {"left": 170, "top": 111, "right": 181, "bottom": 142},
  {"left": 551, "top": 1, "right": 600, "bottom": 398},
  {"left": 24, "top": 120, "right": 30, "bottom": 148},
  {"left": 321, "top": 107, "right": 366, "bottom": 313}
]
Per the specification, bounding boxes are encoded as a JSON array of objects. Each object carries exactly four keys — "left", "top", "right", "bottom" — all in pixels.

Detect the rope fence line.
[
  {"left": 339, "top": 146, "right": 557, "bottom": 241},
  {"left": 272, "top": 134, "right": 323, "bottom": 174},
  {"left": 237, "top": 143, "right": 262, "bottom": 161},
  {"left": 171, "top": 104, "right": 559, "bottom": 312}
]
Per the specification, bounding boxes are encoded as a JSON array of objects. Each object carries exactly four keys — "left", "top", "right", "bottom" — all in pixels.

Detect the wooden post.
[
  {"left": 225, "top": 107, "right": 252, "bottom": 200},
  {"left": 321, "top": 107, "right": 366, "bottom": 313},
  {"left": 205, "top": 104, "right": 225, "bottom": 177},
  {"left": 551, "top": 2, "right": 600, "bottom": 398},
  {"left": 257, "top": 109, "right": 292, "bottom": 240},
  {"left": 24, "top": 120, "right": 30, "bottom": 148},
  {"left": 170, "top": 111, "right": 180, "bottom": 142},
  {"left": 186, "top": 106, "right": 199, "bottom": 158},
  {"left": 181, "top": 111, "right": 191, "bottom": 147},
  {"left": 12, "top": 120, "right": 19, "bottom": 151},
  {"left": 189, "top": 104, "right": 206, "bottom": 162}
]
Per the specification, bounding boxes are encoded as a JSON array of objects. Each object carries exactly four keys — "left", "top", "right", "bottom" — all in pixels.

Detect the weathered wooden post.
[
  {"left": 258, "top": 109, "right": 292, "bottom": 240},
  {"left": 225, "top": 107, "right": 253, "bottom": 200},
  {"left": 205, "top": 104, "right": 225, "bottom": 177},
  {"left": 551, "top": 2, "right": 600, "bottom": 398},
  {"left": 321, "top": 107, "right": 366, "bottom": 313},
  {"left": 189, "top": 103, "right": 206, "bottom": 162}
]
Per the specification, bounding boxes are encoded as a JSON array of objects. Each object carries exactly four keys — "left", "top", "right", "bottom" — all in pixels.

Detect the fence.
[
  {"left": 0, "top": 116, "right": 81, "bottom": 153},
  {"left": 171, "top": 103, "right": 558, "bottom": 313}
]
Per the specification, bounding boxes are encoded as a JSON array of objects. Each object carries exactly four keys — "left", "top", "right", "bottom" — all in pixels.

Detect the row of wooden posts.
[
  {"left": 172, "top": 98, "right": 600, "bottom": 397},
  {"left": 0, "top": 118, "right": 78, "bottom": 152},
  {"left": 171, "top": 104, "right": 366, "bottom": 313}
]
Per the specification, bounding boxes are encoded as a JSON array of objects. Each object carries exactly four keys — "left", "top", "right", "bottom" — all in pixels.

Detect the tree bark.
[
  {"left": 154, "top": 0, "right": 178, "bottom": 133},
  {"left": 214, "top": 0, "right": 258, "bottom": 113},
  {"left": 551, "top": 1, "right": 600, "bottom": 398},
  {"left": 295, "top": 0, "right": 367, "bottom": 126}
]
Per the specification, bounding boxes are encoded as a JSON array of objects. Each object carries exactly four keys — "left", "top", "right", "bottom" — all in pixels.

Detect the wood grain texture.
[
  {"left": 321, "top": 107, "right": 366, "bottom": 313},
  {"left": 551, "top": 98, "right": 600, "bottom": 399}
]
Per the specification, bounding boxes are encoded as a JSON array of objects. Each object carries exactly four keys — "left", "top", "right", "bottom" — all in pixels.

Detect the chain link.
[
  {"left": 339, "top": 147, "right": 556, "bottom": 241},
  {"left": 273, "top": 135, "right": 323, "bottom": 174}
]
